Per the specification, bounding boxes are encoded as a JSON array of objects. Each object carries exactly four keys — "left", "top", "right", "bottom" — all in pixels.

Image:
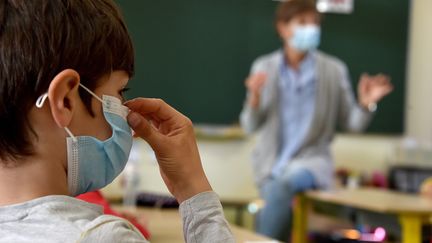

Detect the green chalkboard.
[{"left": 116, "top": 0, "right": 409, "bottom": 134}]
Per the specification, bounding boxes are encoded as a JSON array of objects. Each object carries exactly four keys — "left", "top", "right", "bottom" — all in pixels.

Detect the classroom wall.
[{"left": 405, "top": 0, "right": 432, "bottom": 142}]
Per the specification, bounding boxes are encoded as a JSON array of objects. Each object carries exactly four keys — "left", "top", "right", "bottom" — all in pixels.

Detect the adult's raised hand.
[{"left": 245, "top": 72, "right": 267, "bottom": 108}]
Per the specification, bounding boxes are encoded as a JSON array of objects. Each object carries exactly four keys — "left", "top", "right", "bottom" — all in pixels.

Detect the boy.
[{"left": 0, "top": 0, "right": 233, "bottom": 242}]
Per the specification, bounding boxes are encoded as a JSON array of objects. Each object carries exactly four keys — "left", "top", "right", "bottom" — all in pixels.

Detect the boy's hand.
[{"left": 124, "top": 98, "right": 212, "bottom": 203}]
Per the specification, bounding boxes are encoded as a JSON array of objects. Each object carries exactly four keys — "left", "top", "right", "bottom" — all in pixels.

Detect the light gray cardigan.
[{"left": 240, "top": 50, "right": 372, "bottom": 189}]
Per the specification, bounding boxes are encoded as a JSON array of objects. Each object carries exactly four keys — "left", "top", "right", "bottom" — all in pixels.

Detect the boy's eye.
[{"left": 119, "top": 87, "right": 130, "bottom": 97}]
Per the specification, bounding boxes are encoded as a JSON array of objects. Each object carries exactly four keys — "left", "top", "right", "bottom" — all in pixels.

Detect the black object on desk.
[
  {"left": 136, "top": 192, "right": 179, "bottom": 208},
  {"left": 388, "top": 166, "right": 432, "bottom": 193}
]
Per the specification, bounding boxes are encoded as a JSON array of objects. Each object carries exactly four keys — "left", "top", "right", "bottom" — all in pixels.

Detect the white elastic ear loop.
[
  {"left": 68, "top": 84, "right": 104, "bottom": 143},
  {"left": 64, "top": 127, "right": 77, "bottom": 143},
  {"left": 35, "top": 93, "right": 78, "bottom": 142},
  {"left": 35, "top": 93, "right": 48, "bottom": 108},
  {"left": 79, "top": 83, "right": 104, "bottom": 103},
  {"left": 36, "top": 84, "right": 104, "bottom": 107}
]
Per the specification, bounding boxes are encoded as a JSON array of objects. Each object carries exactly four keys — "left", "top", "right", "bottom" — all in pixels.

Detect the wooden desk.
[
  {"left": 116, "top": 207, "right": 277, "bottom": 243},
  {"left": 293, "top": 188, "right": 432, "bottom": 243}
]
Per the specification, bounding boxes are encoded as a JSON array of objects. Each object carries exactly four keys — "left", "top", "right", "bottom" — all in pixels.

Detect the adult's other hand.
[{"left": 245, "top": 72, "right": 267, "bottom": 108}]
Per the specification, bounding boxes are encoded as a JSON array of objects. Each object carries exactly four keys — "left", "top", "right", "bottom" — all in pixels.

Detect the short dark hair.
[
  {"left": 275, "top": 0, "right": 320, "bottom": 24},
  {"left": 0, "top": 0, "right": 134, "bottom": 162}
]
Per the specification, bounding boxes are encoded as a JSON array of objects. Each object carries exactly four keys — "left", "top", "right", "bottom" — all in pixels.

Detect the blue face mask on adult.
[
  {"left": 36, "top": 84, "right": 133, "bottom": 196},
  {"left": 288, "top": 24, "right": 321, "bottom": 52}
]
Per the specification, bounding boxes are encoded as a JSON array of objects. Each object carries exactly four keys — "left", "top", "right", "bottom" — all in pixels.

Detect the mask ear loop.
[
  {"left": 35, "top": 92, "right": 78, "bottom": 142},
  {"left": 79, "top": 83, "right": 104, "bottom": 103},
  {"left": 36, "top": 93, "right": 48, "bottom": 108},
  {"left": 64, "top": 127, "right": 77, "bottom": 143}
]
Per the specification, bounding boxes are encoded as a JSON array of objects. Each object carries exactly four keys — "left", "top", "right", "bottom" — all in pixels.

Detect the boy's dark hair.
[
  {"left": 0, "top": 0, "right": 134, "bottom": 163},
  {"left": 275, "top": 0, "right": 320, "bottom": 25}
]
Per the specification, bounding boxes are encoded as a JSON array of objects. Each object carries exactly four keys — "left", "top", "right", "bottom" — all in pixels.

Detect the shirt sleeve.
[
  {"left": 78, "top": 215, "right": 148, "bottom": 243},
  {"left": 179, "top": 191, "right": 235, "bottom": 243},
  {"left": 337, "top": 63, "right": 373, "bottom": 133},
  {"left": 239, "top": 58, "right": 271, "bottom": 134}
]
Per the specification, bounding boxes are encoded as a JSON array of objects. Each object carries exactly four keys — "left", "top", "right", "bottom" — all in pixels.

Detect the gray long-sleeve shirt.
[{"left": 0, "top": 191, "right": 234, "bottom": 243}]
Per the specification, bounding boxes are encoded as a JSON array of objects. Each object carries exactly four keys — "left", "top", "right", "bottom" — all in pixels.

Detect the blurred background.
[
  {"left": 118, "top": 0, "right": 408, "bottom": 133},
  {"left": 105, "top": 1, "right": 432, "bottom": 242}
]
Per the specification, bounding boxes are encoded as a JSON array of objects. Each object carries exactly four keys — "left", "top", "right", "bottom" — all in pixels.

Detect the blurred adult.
[{"left": 240, "top": 0, "right": 393, "bottom": 241}]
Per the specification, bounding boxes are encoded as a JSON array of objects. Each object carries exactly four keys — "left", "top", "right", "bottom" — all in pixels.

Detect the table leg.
[
  {"left": 399, "top": 214, "right": 422, "bottom": 243},
  {"left": 234, "top": 205, "right": 244, "bottom": 226},
  {"left": 292, "top": 194, "right": 308, "bottom": 243}
]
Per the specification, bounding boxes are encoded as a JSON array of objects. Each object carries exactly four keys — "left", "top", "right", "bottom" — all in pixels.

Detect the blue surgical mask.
[
  {"left": 36, "top": 84, "right": 133, "bottom": 196},
  {"left": 288, "top": 24, "right": 321, "bottom": 52}
]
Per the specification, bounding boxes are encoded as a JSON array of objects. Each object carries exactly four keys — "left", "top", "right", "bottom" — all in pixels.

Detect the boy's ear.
[{"left": 47, "top": 69, "right": 81, "bottom": 128}]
